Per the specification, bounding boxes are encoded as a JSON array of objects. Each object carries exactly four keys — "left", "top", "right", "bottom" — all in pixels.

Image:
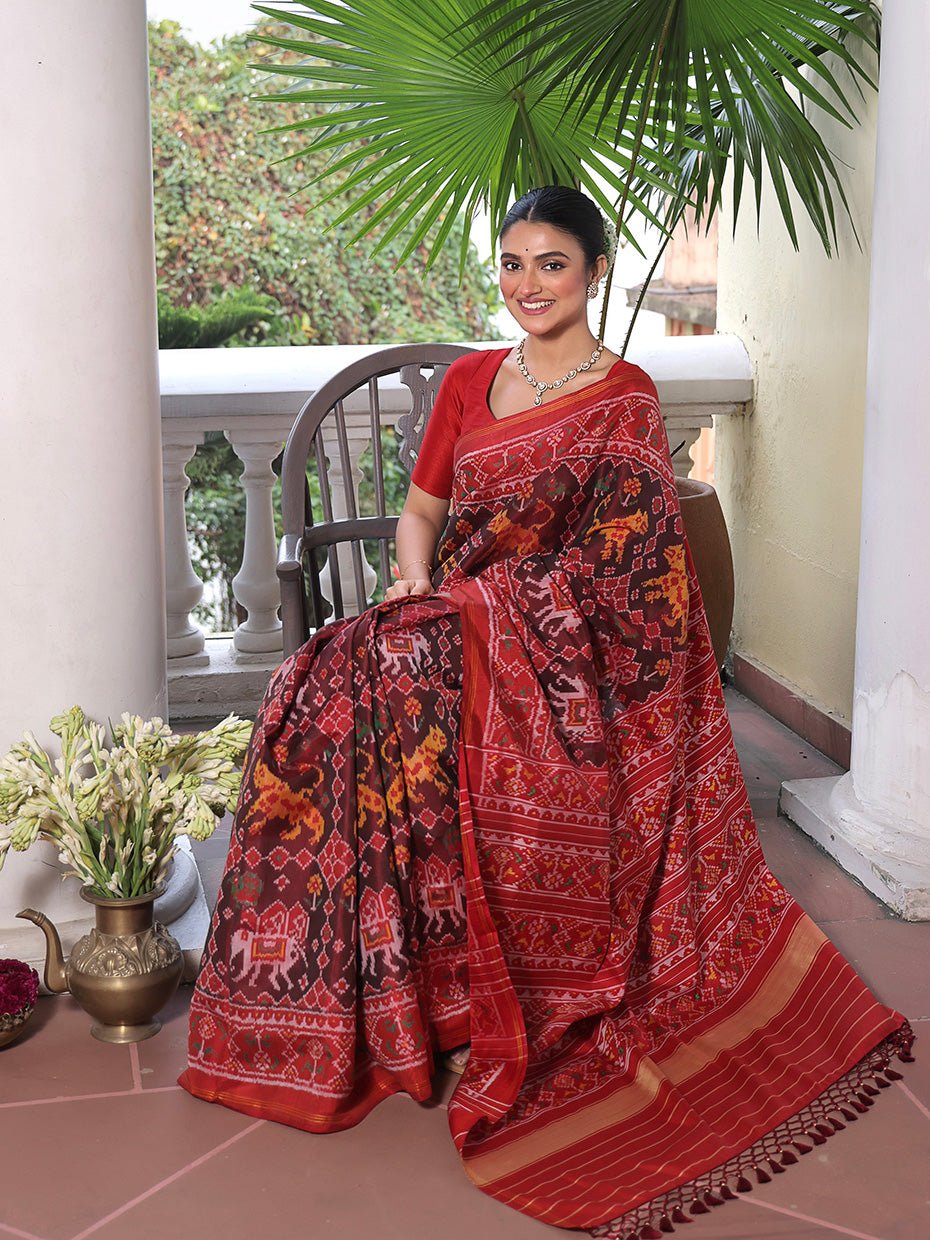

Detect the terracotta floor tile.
[
  {"left": 0, "top": 994, "right": 135, "bottom": 1104},
  {"left": 895, "top": 1018, "right": 929, "bottom": 1111},
  {"left": 725, "top": 686, "right": 892, "bottom": 927},
  {"left": 2, "top": 695, "right": 926, "bottom": 1240},
  {"left": 86, "top": 1093, "right": 556, "bottom": 1240},
  {"left": 733, "top": 1080, "right": 930, "bottom": 1240},
  {"left": 0, "top": 1088, "right": 255, "bottom": 1240},
  {"left": 666, "top": 1197, "right": 874, "bottom": 1239},
  {"left": 134, "top": 987, "right": 198, "bottom": 1090},
  {"left": 756, "top": 813, "right": 894, "bottom": 924},
  {"left": 726, "top": 689, "right": 843, "bottom": 786},
  {"left": 817, "top": 917, "right": 930, "bottom": 1019}
]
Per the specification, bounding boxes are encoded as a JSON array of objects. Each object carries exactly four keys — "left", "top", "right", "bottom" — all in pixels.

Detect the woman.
[{"left": 181, "top": 187, "right": 912, "bottom": 1238}]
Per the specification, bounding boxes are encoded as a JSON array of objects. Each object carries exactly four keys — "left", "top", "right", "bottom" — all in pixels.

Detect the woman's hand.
[{"left": 384, "top": 575, "right": 433, "bottom": 601}]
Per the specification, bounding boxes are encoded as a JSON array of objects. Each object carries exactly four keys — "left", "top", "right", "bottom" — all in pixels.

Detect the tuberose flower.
[{"left": 0, "top": 708, "right": 251, "bottom": 899}]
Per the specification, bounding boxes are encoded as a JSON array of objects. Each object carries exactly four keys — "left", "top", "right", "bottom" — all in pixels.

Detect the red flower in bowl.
[{"left": 0, "top": 958, "right": 39, "bottom": 1048}]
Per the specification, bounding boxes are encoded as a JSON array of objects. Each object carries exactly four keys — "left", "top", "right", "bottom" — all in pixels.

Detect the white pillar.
[
  {"left": 781, "top": 0, "right": 930, "bottom": 919},
  {"left": 0, "top": 1, "right": 167, "bottom": 961}
]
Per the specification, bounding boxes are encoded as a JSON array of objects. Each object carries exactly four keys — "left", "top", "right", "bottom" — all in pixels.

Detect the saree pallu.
[{"left": 181, "top": 369, "right": 911, "bottom": 1236}]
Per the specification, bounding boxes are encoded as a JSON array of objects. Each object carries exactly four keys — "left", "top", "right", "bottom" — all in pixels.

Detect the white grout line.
[
  {"left": 67, "top": 1119, "right": 265, "bottom": 1240},
  {"left": 0, "top": 1222, "right": 49, "bottom": 1240},
  {"left": 742, "top": 1196, "right": 886, "bottom": 1240},
  {"left": 0, "top": 1085, "right": 181, "bottom": 1110},
  {"left": 894, "top": 1078, "right": 930, "bottom": 1123},
  {"left": 129, "top": 1042, "right": 143, "bottom": 1092}
]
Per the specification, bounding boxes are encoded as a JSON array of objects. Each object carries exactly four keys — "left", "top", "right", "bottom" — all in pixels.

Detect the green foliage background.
[
  {"left": 156, "top": 288, "right": 277, "bottom": 348},
  {"left": 150, "top": 19, "right": 499, "bottom": 348},
  {"left": 149, "top": 20, "right": 499, "bottom": 631}
]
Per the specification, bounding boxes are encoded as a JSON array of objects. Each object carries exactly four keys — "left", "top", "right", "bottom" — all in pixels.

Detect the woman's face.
[{"left": 499, "top": 220, "right": 604, "bottom": 337}]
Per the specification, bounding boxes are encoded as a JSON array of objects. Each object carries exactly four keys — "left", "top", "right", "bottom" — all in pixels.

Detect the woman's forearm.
[
  {"left": 385, "top": 483, "right": 450, "bottom": 600},
  {"left": 395, "top": 510, "right": 441, "bottom": 582}
]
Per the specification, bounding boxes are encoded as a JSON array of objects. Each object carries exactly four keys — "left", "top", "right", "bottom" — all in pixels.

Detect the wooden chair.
[{"left": 277, "top": 344, "right": 473, "bottom": 658}]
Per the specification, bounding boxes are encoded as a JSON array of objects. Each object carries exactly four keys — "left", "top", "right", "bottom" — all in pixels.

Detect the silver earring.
[{"left": 587, "top": 280, "right": 599, "bottom": 299}]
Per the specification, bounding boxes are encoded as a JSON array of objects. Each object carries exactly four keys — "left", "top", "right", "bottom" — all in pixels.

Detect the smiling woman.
[
  {"left": 181, "top": 185, "right": 913, "bottom": 1240},
  {"left": 491, "top": 187, "right": 615, "bottom": 413}
]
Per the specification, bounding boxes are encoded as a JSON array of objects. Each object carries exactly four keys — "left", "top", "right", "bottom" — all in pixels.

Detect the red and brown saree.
[{"left": 181, "top": 356, "right": 911, "bottom": 1237}]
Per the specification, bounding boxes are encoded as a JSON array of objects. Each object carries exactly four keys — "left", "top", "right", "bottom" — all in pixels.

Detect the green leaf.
[
  {"left": 473, "top": 0, "right": 878, "bottom": 252},
  {"left": 249, "top": 0, "right": 879, "bottom": 346},
  {"left": 250, "top": 0, "right": 684, "bottom": 269}
]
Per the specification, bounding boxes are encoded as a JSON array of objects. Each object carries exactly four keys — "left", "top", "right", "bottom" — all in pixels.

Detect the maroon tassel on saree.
[{"left": 180, "top": 362, "right": 911, "bottom": 1232}]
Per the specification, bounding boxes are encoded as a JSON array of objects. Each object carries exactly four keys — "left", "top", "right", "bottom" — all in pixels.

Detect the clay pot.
[{"left": 676, "top": 478, "right": 734, "bottom": 669}]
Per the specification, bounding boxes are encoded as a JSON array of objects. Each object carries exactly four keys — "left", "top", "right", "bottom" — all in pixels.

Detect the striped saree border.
[
  {"left": 592, "top": 1021, "right": 914, "bottom": 1239},
  {"left": 455, "top": 906, "right": 909, "bottom": 1230}
]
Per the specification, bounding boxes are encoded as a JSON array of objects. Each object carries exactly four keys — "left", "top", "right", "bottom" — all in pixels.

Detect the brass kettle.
[{"left": 17, "top": 888, "right": 183, "bottom": 1043}]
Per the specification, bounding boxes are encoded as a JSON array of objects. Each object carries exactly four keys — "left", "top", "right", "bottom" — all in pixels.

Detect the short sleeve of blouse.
[{"left": 410, "top": 353, "right": 476, "bottom": 500}]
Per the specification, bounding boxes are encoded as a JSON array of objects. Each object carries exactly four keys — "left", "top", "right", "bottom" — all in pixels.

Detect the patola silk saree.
[{"left": 181, "top": 361, "right": 911, "bottom": 1237}]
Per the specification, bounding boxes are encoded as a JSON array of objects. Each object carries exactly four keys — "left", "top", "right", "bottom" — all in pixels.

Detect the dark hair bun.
[{"left": 500, "top": 186, "right": 608, "bottom": 268}]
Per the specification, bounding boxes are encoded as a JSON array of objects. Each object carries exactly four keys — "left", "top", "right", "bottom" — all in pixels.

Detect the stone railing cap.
[{"left": 159, "top": 334, "right": 751, "bottom": 419}]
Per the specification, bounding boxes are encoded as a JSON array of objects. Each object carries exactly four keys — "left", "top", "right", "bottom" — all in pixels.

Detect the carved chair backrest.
[{"left": 277, "top": 344, "right": 473, "bottom": 656}]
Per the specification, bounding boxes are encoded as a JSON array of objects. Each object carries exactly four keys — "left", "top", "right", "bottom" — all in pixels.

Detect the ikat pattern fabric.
[
  {"left": 181, "top": 361, "right": 908, "bottom": 1232},
  {"left": 185, "top": 601, "right": 470, "bottom": 1126}
]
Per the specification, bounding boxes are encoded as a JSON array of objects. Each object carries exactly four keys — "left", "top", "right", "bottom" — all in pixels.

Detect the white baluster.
[
  {"left": 319, "top": 418, "right": 377, "bottom": 616},
  {"left": 227, "top": 427, "right": 286, "bottom": 656},
  {"left": 162, "top": 433, "right": 208, "bottom": 662},
  {"left": 663, "top": 406, "right": 714, "bottom": 478}
]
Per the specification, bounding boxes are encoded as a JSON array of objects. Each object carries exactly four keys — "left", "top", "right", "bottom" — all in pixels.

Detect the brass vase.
[{"left": 18, "top": 888, "right": 183, "bottom": 1044}]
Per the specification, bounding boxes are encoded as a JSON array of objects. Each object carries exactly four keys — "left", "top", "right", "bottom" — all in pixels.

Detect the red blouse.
[
  {"left": 411, "top": 349, "right": 510, "bottom": 500},
  {"left": 410, "top": 348, "right": 653, "bottom": 501}
]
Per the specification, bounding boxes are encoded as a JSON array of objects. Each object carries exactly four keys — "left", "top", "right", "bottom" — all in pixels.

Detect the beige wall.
[
  {"left": 716, "top": 63, "right": 879, "bottom": 727},
  {"left": 665, "top": 210, "right": 718, "bottom": 290}
]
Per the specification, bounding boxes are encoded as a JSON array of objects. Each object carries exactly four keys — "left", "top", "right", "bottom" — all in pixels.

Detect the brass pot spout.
[
  {"left": 16, "top": 908, "right": 69, "bottom": 993},
  {"left": 16, "top": 890, "right": 182, "bottom": 1043}
]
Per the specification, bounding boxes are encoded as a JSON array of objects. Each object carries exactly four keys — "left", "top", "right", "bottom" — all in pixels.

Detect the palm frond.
[
  {"left": 249, "top": 0, "right": 881, "bottom": 341},
  {"left": 474, "top": 0, "right": 879, "bottom": 251},
  {"left": 250, "top": 0, "right": 685, "bottom": 267}
]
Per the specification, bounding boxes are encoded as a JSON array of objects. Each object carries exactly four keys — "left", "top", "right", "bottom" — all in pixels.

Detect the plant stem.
[
  {"left": 599, "top": 2, "right": 677, "bottom": 342},
  {"left": 514, "top": 90, "right": 548, "bottom": 186},
  {"left": 621, "top": 226, "right": 674, "bottom": 359}
]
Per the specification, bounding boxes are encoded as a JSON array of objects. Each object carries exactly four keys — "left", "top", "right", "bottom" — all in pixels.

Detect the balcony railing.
[{"left": 160, "top": 336, "right": 752, "bottom": 719}]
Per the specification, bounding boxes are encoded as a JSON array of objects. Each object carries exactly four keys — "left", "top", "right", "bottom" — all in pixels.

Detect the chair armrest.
[{"left": 276, "top": 533, "right": 304, "bottom": 581}]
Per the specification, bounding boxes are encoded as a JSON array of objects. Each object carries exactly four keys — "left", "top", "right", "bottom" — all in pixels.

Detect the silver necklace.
[{"left": 515, "top": 336, "right": 604, "bottom": 406}]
